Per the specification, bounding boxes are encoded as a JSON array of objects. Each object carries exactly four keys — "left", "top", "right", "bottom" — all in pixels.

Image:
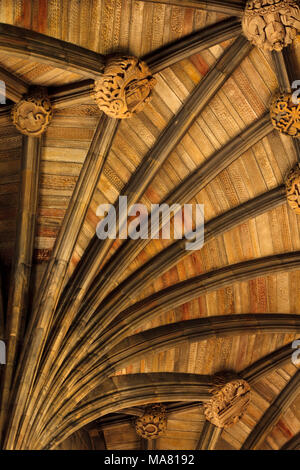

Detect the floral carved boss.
[
  {"left": 94, "top": 56, "right": 156, "bottom": 119},
  {"left": 270, "top": 92, "right": 300, "bottom": 137},
  {"left": 242, "top": 0, "right": 300, "bottom": 51},
  {"left": 11, "top": 87, "right": 53, "bottom": 137}
]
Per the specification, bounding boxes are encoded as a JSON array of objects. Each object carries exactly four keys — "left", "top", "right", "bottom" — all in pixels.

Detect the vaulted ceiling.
[{"left": 0, "top": 0, "right": 299, "bottom": 451}]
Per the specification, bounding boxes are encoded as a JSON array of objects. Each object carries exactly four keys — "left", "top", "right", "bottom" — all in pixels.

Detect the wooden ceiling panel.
[
  {"left": 260, "top": 393, "right": 300, "bottom": 449},
  {"left": 125, "top": 270, "right": 300, "bottom": 340},
  {"left": 120, "top": 204, "right": 300, "bottom": 314},
  {"left": 0, "top": 52, "right": 83, "bottom": 86},
  {"left": 154, "top": 407, "right": 206, "bottom": 450},
  {"left": 56, "top": 426, "right": 106, "bottom": 450},
  {"left": 102, "top": 421, "right": 141, "bottom": 450},
  {"left": 115, "top": 333, "right": 298, "bottom": 379},
  {"left": 0, "top": 0, "right": 227, "bottom": 55},
  {"left": 34, "top": 112, "right": 99, "bottom": 262}
]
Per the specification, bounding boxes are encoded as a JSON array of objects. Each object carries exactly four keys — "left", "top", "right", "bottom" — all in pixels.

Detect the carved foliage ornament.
[
  {"left": 286, "top": 163, "right": 300, "bottom": 214},
  {"left": 12, "top": 88, "right": 53, "bottom": 137},
  {"left": 135, "top": 404, "right": 167, "bottom": 440},
  {"left": 242, "top": 0, "right": 300, "bottom": 51},
  {"left": 204, "top": 372, "right": 251, "bottom": 428},
  {"left": 94, "top": 56, "right": 156, "bottom": 119},
  {"left": 270, "top": 92, "right": 300, "bottom": 137}
]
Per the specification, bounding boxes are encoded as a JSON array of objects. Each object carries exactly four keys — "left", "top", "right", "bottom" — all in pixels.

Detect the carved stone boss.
[
  {"left": 94, "top": 56, "right": 156, "bottom": 119},
  {"left": 242, "top": 0, "right": 300, "bottom": 51},
  {"left": 11, "top": 87, "right": 53, "bottom": 137},
  {"left": 270, "top": 92, "right": 300, "bottom": 137},
  {"left": 204, "top": 372, "right": 251, "bottom": 428},
  {"left": 135, "top": 404, "right": 167, "bottom": 440}
]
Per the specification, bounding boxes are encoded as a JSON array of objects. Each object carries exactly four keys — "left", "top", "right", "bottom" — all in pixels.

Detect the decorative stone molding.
[
  {"left": 270, "top": 92, "right": 300, "bottom": 137},
  {"left": 286, "top": 163, "right": 300, "bottom": 214},
  {"left": 94, "top": 56, "right": 156, "bottom": 119},
  {"left": 11, "top": 87, "right": 53, "bottom": 136},
  {"left": 204, "top": 372, "right": 251, "bottom": 428},
  {"left": 242, "top": 0, "right": 300, "bottom": 51},
  {"left": 135, "top": 404, "right": 167, "bottom": 440}
]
